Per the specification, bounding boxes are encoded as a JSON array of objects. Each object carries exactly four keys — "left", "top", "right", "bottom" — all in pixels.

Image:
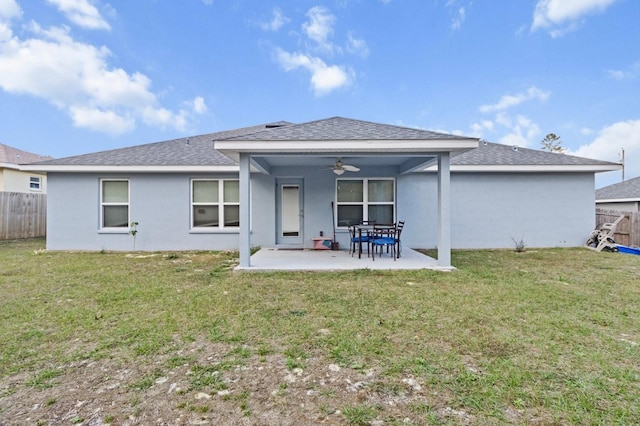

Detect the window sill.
[
  {"left": 189, "top": 228, "right": 240, "bottom": 234},
  {"left": 98, "top": 229, "right": 129, "bottom": 234}
]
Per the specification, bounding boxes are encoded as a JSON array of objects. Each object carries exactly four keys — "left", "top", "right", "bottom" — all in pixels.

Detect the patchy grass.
[{"left": 1, "top": 238, "right": 639, "bottom": 424}]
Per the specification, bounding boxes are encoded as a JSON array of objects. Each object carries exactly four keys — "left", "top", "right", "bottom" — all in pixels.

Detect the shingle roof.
[
  {"left": 451, "top": 141, "right": 618, "bottom": 167},
  {"left": 32, "top": 122, "right": 291, "bottom": 166},
  {"left": 596, "top": 176, "right": 640, "bottom": 200},
  {"left": 0, "top": 143, "right": 52, "bottom": 164},
  {"left": 222, "top": 117, "right": 473, "bottom": 141},
  {"left": 27, "top": 117, "right": 618, "bottom": 170}
]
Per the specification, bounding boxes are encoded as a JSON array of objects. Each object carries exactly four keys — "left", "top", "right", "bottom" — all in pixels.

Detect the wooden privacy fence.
[
  {"left": 0, "top": 191, "right": 46, "bottom": 240},
  {"left": 595, "top": 208, "right": 640, "bottom": 247}
]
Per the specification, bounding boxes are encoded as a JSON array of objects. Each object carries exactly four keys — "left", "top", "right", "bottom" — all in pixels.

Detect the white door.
[{"left": 276, "top": 179, "right": 303, "bottom": 245}]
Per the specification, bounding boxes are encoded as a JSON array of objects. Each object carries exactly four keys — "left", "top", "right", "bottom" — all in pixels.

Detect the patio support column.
[
  {"left": 437, "top": 153, "right": 452, "bottom": 268},
  {"left": 239, "top": 153, "right": 251, "bottom": 267}
]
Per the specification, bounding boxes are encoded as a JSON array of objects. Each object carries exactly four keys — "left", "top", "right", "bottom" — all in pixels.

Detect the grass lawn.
[{"left": 1, "top": 238, "right": 639, "bottom": 425}]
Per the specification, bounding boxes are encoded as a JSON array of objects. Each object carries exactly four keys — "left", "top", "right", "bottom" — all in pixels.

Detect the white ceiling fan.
[{"left": 324, "top": 158, "right": 360, "bottom": 175}]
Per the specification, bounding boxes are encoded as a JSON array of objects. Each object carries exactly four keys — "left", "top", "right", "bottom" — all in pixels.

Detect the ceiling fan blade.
[{"left": 342, "top": 164, "right": 360, "bottom": 172}]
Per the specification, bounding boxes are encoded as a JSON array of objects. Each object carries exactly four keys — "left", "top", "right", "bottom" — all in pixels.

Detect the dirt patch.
[{"left": 0, "top": 339, "right": 473, "bottom": 425}]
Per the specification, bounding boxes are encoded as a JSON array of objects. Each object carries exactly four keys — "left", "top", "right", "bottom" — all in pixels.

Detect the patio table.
[{"left": 354, "top": 224, "right": 375, "bottom": 258}]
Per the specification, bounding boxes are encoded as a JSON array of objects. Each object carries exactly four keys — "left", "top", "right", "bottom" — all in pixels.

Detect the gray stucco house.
[
  {"left": 23, "top": 117, "right": 620, "bottom": 268},
  {"left": 596, "top": 176, "right": 640, "bottom": 212}
]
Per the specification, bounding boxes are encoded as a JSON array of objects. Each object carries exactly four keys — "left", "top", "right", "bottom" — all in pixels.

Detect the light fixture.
[{"left": 333, "top": 168, "right": 345, "bottom": 175}]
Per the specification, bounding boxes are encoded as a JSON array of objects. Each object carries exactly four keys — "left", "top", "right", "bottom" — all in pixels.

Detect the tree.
[{"left": 540, "top": 133, "right": 566, "bottom": 153}]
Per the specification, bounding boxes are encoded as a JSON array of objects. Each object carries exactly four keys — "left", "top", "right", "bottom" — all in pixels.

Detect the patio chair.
[
  {"left": 349, "top": 220, "right": 375, "bottom": 258},
  {"left": 394, "top": 221, "right": 405, "bottom": 258},
  {"left": 370, "top": 223, "right": 397, "bottom": 261}
]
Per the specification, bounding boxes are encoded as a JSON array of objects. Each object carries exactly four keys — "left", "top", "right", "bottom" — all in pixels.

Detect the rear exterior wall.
[
  {"left": 45, "top": 172, "right": 275, "bottom": 251},
  {"left": 398, "top": 172, "right": 596, "bottom": 249},
  {"left": 46, "top": 170, "right": 596, "bottom": 251}
]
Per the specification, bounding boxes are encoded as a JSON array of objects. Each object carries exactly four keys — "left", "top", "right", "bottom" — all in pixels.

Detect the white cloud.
[
  {"left": 274, "top": 48, "right": 352, "bottom": 96},
  {"left": 472, "top": 87, "right": 548, "bottom": 147},
  {"left": 46, "top": 0, "right": 111, "bottom": 31},
  {"left": 141, "top": 105, "right": 188, "bottom": 130},
  {"left": 498, "top": 115, "right": 541, "bottom": 147},
  {"left": 495, "top": 112, "right": 512, "bottom": 127},
  {"left": 606, "top": 61, "right": 640, "bottom": 80},
  {"left": 532, "top": 0, "right": 618, "bottom": 36},
  {"left": 0, "top": 20, "right": 197, "bottom": 135},
  {"left": 606, "top": 69, "right": 626, "bottom": 80},
  {"left": 0, "top": 0, "right": 21, "bottom": 19},
  {"left": 302, "top": 6, "right": 336, "bottom": 52},
  {"left": 0, "top": 0, "right": 21, "bottom": 41},
  {"left": 572, "top": 120, "right": 640, "bottom": 166},
  {"left": 479, "top": 86, "right": 549, "bottom": 113},
  {"left": 451, "top": 7, "right": 466, "bottom": 31},
  {"left": 269, "top": 6, "right": 364, "bottom": 97},
  {"left": 445, "top": 0, "right": 471, "bottom": 31},
  {"left": 202, "top": 0, "right": 213, "bottom": 5},
  {"left": 346, "top": 31, "right": 368, "bottom": 58},
  {"left": 192, "top": 96, "right": 207, "bottom": 114},
  {"left": 469, "top": 120, "right": 494, "bottom": 136},
  {"left": 69, "top": 105, "right": 134, "bottom": 135},
  {"left": 260, "top": 7, "right": 289, "bottom": 32}
]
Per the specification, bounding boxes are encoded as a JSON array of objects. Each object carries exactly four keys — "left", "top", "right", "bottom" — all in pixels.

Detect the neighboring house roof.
[
  {"left": 596, "top": 176, "right": 640, "bottom": 202},
  {"left": 21, "top": 117, "right": 620, "bottom": 174},
  {"left": 0, "top": 143, "right": 52, "bottom": 168}
]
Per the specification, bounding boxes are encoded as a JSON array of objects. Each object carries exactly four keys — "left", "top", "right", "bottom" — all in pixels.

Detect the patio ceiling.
[{"left": 246, "top": 153, "right": 440, "bottom": 175}]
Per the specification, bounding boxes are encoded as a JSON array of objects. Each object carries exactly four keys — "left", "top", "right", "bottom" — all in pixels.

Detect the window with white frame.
[
  {"left": 336, "top": 178, "right": 395, "bottom": 227},
  {"left": 191, "top": 179, "right": 240, "bottom": 229},
  {"left": 29, "top": 176, "right": 41, "bottom": 191},
  {"left": 101, "top": 179, "right": 129, "bottom": 229}
]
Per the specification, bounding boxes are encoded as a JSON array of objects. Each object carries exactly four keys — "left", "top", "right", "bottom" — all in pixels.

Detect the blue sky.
[{"left": 0, "top": 0, "right": 638, "bottom": 187}]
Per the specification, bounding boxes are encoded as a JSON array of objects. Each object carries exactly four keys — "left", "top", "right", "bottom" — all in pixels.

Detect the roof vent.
[
  {"left": 185, "top": 137, "right": 190, "bottom": 146},
  {"left": 512, "top": 145, "right": 518, "bottom": 152}
]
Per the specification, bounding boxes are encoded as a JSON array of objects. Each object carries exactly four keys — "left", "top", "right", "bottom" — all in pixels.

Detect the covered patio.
[
  {"left": 236, "top": 247, "right": 451, "bottom": 271},
  {"left": 215, "top": 118, "right": 479, "bottom": 270}
]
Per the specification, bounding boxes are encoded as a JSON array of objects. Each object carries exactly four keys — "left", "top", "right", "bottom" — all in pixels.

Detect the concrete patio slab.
[{"left": 235, "top": 247, "right": 454, "bottom": 271}]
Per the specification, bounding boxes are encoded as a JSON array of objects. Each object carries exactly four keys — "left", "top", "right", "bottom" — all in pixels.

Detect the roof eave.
[
  {"left": 0, "top": 162, "right": 20, "bottom": 170},
  {"left": 596, "top": 198, "right": 640, "bottom": 203},
  {"left": 424, "top": 164, "right": 623, "bottom": 173},
  {"left": 19, "top": 165, "right": 240, "bottom": 173},
  {"left": 215, "top": 139, "right": 479, "bottom": 162}
]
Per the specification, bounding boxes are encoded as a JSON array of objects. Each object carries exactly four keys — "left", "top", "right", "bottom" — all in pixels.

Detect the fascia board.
[
  {"left": 215, "top": 139, "right": 479, "bottom": 154},
  {"left": 0, "top": 162, "right": 20, "bottom": 170},
  {"left": 19, "top": 165, "right": 241, "bottom": 173},
  {"left": 423, "top": 164, "right": 622, "bottom": 173},
  {"left": 596, "top": 198, "right": 640, "bottom": 203}
]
